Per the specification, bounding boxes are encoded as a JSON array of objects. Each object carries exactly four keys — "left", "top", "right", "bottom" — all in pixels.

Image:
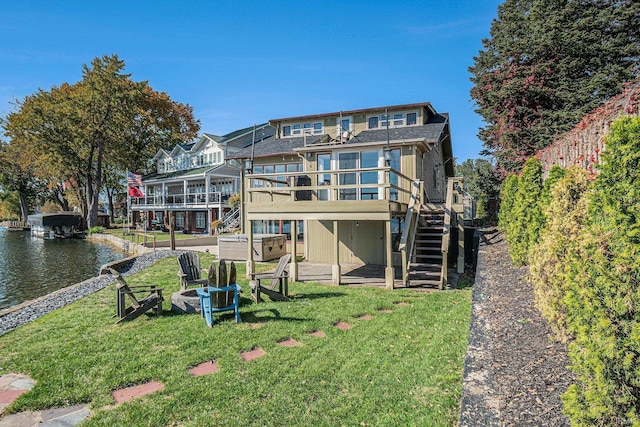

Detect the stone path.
[{"left": 0, "top": 305, "right": 391, "bottom": 425}]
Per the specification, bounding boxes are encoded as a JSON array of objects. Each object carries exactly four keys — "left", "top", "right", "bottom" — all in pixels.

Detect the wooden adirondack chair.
[
  {"left": 196, "top": 260, "right": 241, "bottom": 327},
  {"left": 177, "top": 252, "right": 208, "bottom": 291},
  {"left": 249, "top": 254, "right": 291, "bottom": 302},
  {"left": 110, "top": 268, "right": 163, "bottom": 323}
]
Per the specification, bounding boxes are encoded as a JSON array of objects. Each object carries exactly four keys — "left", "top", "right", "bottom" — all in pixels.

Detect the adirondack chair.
[
  {"left": 249, "top": 254, "right": 291, "bottom": 302},
  {"left": 177, "top": 252, "right": 208, "bottom": 291},
  {"left": 196, "top": 260, "right": 241, "bottom": 327},
  {"left": 110, "top": 268, "right": 163, "bottom": 323}
]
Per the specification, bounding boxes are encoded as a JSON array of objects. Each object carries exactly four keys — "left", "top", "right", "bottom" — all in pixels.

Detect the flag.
[
  {"left": 127, "top": 171, "right": 143, "bottom": 187},
  {"left": 128, "top": 186, "right": 144, "bottom": 198}
]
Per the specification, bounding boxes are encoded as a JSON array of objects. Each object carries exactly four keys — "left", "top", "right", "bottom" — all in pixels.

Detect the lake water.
[{"left": 0, "top": 228, "right": 125, "bottom": 310}]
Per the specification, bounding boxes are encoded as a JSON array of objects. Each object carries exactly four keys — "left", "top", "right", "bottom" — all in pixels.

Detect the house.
[
  {"left": 130, "top": 124, "right": 275, "bottom": 233},
  {"left": 228, "top": 102, "right": 465, "bottom": 289}
]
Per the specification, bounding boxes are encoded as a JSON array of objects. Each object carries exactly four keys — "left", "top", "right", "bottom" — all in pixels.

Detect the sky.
[{"left": 0, "top": 0, "right": 503, "bottom": 162}]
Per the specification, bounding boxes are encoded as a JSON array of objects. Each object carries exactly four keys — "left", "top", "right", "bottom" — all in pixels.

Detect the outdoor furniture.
[
  {"left": 177, "top": 252, "right": 208, "bottom": 291},
  {"left": 196, "top": 284, "right": 242, "bottom": 327},
  {"left": 196, "top": 259, "right": 241, "bottom": 327},
  {"left": 110, "top": 268, "right": 163, "bottom": 323},
  {"left": 249, "top": 254, "right": 291, "bottom": 302}
]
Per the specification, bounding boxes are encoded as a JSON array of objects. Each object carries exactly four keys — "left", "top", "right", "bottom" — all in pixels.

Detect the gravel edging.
[
  {"left": 459, "top": 228, "right": 575, "bottom": 426},
  {"left": 0, "top": 250, "right": 186, "bottom": 337}
]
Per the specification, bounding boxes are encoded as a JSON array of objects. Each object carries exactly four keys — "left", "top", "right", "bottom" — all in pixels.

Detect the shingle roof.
[
  {"left": 142, "top": 163, "right": 239, "bottom": 182},
  {"left": 227, "top": 134, "right": 328, "bottom": 159},
  {"left": 344, "top": 114, "right": 448, "bottom": 145}
]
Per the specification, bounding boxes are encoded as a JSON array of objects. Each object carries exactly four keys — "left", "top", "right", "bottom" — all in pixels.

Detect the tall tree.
[
  {"left": 470, "top": 0, "right": 640, "bottom": 174},
  {"left": 3, "top": 55, "right": 199, "bottom": 228}
]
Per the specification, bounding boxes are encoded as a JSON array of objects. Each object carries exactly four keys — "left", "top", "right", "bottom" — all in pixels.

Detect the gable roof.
[
  {"left": 269, "top": 102, "right": 436, "bottom": 123},
  {"left": 227, "top": 134, "right": 328, "bottom": 159}
]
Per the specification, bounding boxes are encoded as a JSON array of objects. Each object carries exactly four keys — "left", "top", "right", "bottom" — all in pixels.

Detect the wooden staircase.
[{"left": 407, "top": 206, "right": 446, "bottom": 289}]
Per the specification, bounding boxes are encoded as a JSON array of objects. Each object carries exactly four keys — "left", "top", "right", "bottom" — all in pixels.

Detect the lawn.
[
  {"left": 0, "top": 254, "right": 472, "bottom": 426},
  {"left": 99, "top": 227, "right": 215, "bottom": 243}
]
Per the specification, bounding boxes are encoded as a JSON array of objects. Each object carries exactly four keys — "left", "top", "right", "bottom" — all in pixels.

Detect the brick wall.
[{"left": 536, "top": 79, "right": 640, "bottom": 178}]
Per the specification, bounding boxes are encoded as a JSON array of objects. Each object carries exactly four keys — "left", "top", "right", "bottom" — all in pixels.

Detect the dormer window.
[
  {"left": 407, "top": 112, "right": 417, "bottom": 125},
  {"left": 283, "top": 126, "right": 291, "bottom": 137},
  {"left": 281, "top": 122, "right": 323, "bottom": 137},
  {"left": 368, "top": 111, "right": 418, "bottom": 129}
]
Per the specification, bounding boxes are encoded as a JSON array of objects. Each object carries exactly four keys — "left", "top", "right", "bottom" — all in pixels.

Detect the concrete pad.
[
  {"left": 41, "top": 404, "right": 90, "bottom": 426},
  {"left": 112, "top": 381, "right": 164, "bottom": 404},
  {"left": 190, "top": 361, "right": 219, "bottom": 377},
  {"left": 0, "top": 389, "right": 27, "bottom": 404},
  {"left": 0, "top": 411, "right": 39, "bottom": 427},
  {"left": 277, "top": 339, "right": 301, "bottom": 347},
  {"left": 9, "top": 379, "right": 35, "bottom": 391},
  {"left": 334, "top": 321, "right": 352, "bottom": 330},
  {"left": 0, "top": 374, "right": 29, "bottom": 389},
  {"left": 241, "top": 348, "right": 266, "bottom": 361},
  {"left": 309, "top": 330, "right": 325, "bottom": 338}
]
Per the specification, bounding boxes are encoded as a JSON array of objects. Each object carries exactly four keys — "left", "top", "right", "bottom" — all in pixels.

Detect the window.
[
  {"left": 293, "top": 124, "right": 301, "bottom": 135},
  {"left": 313, "top": 122, "right": 323, "bottom": 134},
  {"left": 368, "top": 116, "right": 379, "bottom": 129},
  {"left": 406, "top": 112, "right": 417, "bottom": 125},
  {"left": 317, "top": 153, "right": 331, "bottom": 201},
  {"left": 360, "top": 151, "right": 379, "bottom": 200},
  {"left": 303, "top": 123, "right": 312, "bottom": 134},
  {"left": 339, "top": 118, "right": 351, "bottom": 133},
  {"left": 338, "top": 152, "right": 358, "bottom": 200},
  {"left": 283, "top": 126, "right": 291, "bottom": 137},
  {"left": 393, "top": 114, "right": 404, "bottom": 126},
  {"left": 196, "top": 212, "right": 206, "bottom": 229},
  {"left": 176, "top": 212, "right": 185, "bottom": 228}
]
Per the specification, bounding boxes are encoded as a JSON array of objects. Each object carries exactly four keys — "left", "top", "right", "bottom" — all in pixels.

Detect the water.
[{"left": 0, "top": 228, "right": 125, "bottom": 310}]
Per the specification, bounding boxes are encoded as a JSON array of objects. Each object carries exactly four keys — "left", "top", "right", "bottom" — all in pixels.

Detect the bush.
[
  {"left": 562, "top": 115, "right": 640, "bottom": 425},
  {"left": 507, "top": 158, "right": 544, "bottom": 265},
  {"left": 88, "top": 226, "right": 105, "bottom": 234},
  {"left": 498, "top": 174, "right": 518, "bottom": 232},
  {"left": 528, "top": 167, "right": 589, "bottom": 341}
]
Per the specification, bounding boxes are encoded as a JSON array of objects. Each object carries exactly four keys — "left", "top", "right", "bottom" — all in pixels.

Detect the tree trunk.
[
  {"left": 86, "top": 137, "right": 104, "bottom": 230},
  {"left": 18, "top": 191, "right": 29, "bottom": 222},
  {"left": 170, "top": 212, "right": 176, "bottom": 250}
]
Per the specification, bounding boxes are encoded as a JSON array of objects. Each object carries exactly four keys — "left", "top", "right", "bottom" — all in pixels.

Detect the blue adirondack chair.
[{"left": 196, "top": 284, "right": 241, "bottom": 327}]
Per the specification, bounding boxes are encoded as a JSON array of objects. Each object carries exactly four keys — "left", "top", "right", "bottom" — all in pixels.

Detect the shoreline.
[{"left": 0, "top": 250, "right": 186, "bottom": 337}]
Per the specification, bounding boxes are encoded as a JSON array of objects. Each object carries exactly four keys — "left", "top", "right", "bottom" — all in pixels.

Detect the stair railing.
[
  {"left": 222, "top": 206, "right": 240, "bottom": 232},
  {"left": 440, "top": 178, "right": 456, "bottom": 289},
  {"left": 398, "top": 180, "right": 423, "bottom": 286}
]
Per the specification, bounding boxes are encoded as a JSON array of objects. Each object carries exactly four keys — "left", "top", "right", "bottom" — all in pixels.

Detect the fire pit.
[{"left": 171, "top": 289, "right": 201, "bottom": 314}]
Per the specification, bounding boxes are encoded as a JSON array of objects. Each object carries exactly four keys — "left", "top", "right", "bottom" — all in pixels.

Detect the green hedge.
[{"left": 517, "top": 115, "right": 640, "bottom": 425}]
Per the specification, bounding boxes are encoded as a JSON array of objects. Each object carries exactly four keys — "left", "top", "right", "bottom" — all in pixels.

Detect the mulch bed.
[{"left": 460, "top": 228, "right": 575, "bottom": 426}]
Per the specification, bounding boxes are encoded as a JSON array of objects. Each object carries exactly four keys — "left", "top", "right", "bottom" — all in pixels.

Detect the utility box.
[{"left": 218, "top": 234, "right": 287, "bottom": 261}]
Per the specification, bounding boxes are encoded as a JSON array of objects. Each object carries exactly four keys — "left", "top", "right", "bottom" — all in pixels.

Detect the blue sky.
[{"left": 1, "top": 0, "right": 502, "bottom": 162}]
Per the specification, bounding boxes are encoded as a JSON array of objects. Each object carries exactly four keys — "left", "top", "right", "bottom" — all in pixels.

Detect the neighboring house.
[
  {"left": 131, "top": 124, "right": 275, "bottom": 233},
  {"left": 228, "top": 102, "right": 465, "bottom": 289}
]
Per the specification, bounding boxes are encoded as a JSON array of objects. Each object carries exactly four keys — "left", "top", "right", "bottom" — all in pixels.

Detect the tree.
[
  {"left": 3, "top": 55, "right": 200, "bottom": 228},
  {"left": 455, "top": 158, "right": 501, "bottom": 222},
  {"left": 507, "top": 157, "right": 543, "bottom": 265},
  {"left": 470, "top": 0, "right": 640, "bottom": 174},
  {"left": 497, "top": 173, "right": 518, "bottom": 232}
]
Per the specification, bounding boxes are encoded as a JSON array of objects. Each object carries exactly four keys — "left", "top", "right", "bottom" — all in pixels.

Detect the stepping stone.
[
  {"left": 41, "top": 404, "right": 90, "bottom": 424},
  {"left": 357, "top": 314, "right": 373, "bottom": 320},
  {"left": 249, "top": 323, "right": 263, "bottom": 329},
  {"left": 378, "top": 308, "right": 393, "bottom": 313},
  {"left": 112, "top": 381, "right": 164, "bottom": 404},
  {"left": 334, "top": 321, "right": 352, "bottom": 330},
  {"left": 190, "top": 361, "right": 219, "bottom": 377},
  {"left": 394, "top": 301, "right": 411, "bottom": 306},
  {"left": 277, "top": 339, "right": 300, "bottom": 347},
  {"left": 241, "top": 348, "right": 266, "bottom": 361},
  {"left": 0, "top": 389, "right": 27, "bottom": 406},
  {"left": 309, "top": 330, "right": 325, "bottom": 338}
]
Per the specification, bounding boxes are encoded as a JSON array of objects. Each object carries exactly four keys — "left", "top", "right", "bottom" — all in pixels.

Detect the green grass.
[
  {"left": 100, "top": 227, "right": 219, "bottom": 243},
  {"left": 0, "top": 254, "right": 472, "bottom": 426}
]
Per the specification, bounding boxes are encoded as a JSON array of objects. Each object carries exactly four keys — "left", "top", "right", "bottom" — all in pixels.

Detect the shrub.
[
  {"left": 498, "top": 174, "right": 518, "bottom": 232},
  {"left": 528, "top": 167, "right": 589, "bottom": 340},
  {"left": 508, "top": 158, "right": 544, "bottom": 265},
  {"left": 562, "top": 115, "right": 640, "bottom": 425}
]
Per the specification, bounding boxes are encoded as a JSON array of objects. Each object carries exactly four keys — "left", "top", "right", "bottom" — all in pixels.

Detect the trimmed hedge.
[{"left": 514, "top": 115, "right": 640, "bottom": 425}]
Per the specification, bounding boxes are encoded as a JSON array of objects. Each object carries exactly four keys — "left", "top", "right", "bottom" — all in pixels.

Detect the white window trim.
[{"left": 366, "top": 110, "right": 419, "bottom": 129}]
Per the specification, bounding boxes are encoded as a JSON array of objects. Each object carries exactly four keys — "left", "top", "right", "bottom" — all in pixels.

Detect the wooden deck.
[{"left": 289, "top": 262, "right": 403, "bottom": 288}]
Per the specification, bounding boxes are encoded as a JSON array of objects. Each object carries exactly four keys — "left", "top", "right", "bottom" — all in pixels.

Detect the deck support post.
[
  {"left": 332, "top": 220, "right": 341, "bottom": 285},
  {"left": 290, "top": 220, "right": 298, "bottom": 281},
  {"left": 457, "top": 211, "right": 465, "bottom": 274},
  {"left": 385, "top": 217, "right": 394, "bottom": 290},
  {"left": 246, "top": 220, "right": 254, "bottom": 278}
]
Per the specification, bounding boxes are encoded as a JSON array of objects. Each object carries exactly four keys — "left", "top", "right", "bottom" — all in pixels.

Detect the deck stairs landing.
[{"left": 407, "top": 206, "right": 446, "bottom": 289}]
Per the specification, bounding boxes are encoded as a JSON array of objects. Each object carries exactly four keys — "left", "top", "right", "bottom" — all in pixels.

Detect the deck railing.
[
  {"left": 246, "top": 166, "right": 415, "bottom": 204},
  {"left": 398, "top": 180, "right": 423, "bottom": 286},
  {"left": 130, "top": 191, "right": 231, "bottom": 207}
]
